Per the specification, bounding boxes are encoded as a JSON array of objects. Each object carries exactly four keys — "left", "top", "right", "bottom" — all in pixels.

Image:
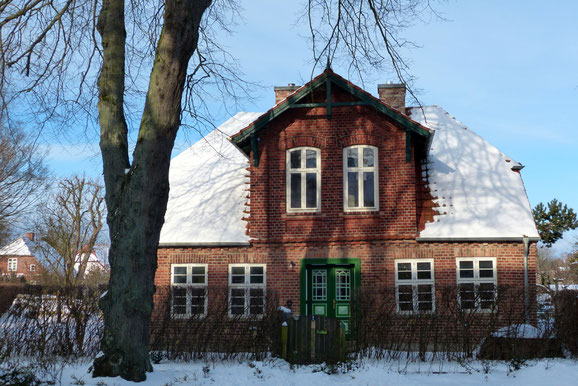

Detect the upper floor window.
[
  {"left": 171, "top": 264, "right": 208, "bottom": 318},
  {"left": 30, "top": 264, "right": 36, "bottom": 272},
  {"left": 286, "top": 147, "right": 321, "bottom": 212},
  {"left": 456, "top": 258, "right": 497, "bottom": 311},
  {"left": 7, "top": 258, "right": 17, "bottom": 272},
  {"left": 343, "top": 145, "right": 378, "bottom": 211}
]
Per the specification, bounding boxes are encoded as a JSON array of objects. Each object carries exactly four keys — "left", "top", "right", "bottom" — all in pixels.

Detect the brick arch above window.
[
  {"left": 338, "top": 134, "right": 384, "bottom": 148},
  {"left": 279, "top": 135, "right": 327, "bottom": 150}
]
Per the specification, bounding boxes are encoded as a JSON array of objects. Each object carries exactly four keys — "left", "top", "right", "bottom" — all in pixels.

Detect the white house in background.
[{"left": 73, "top": 244, "right": 109, "bottom": 278}]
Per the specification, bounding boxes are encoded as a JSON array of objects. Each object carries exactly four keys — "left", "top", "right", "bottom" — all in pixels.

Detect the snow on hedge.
[
  {"left": 411, "top": 106, "right": 539, "bottom": 240},
  {"left": 492, "top": 324, "right": 541, "bottom": 339}
]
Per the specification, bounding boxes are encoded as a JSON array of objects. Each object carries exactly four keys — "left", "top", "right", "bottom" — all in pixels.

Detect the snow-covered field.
[{"left": 35, "top": 358, "right": 574, "bottom": 385}]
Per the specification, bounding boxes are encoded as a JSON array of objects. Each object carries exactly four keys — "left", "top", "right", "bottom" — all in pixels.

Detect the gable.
[{"left": 230, "top": 70, "right": 432, "bottom": 166}]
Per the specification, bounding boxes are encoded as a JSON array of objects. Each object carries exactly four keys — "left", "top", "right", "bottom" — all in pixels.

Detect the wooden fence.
[{"left": 280, "top": 315, "right": 346, "bottom": 364}]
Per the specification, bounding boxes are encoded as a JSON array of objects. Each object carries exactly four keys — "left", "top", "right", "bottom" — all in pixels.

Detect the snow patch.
[
  {"left": 492, "top": 324, "right": 541, "bottom": 339},
  {"left": 0, "top": 237, "right": 35, "bottom": 256},
  {"left": 159, "top": 112, "right": 263, "bottom": 244},
  {"left": 410, "top": 106, "right": 539, "bottom": 239}
]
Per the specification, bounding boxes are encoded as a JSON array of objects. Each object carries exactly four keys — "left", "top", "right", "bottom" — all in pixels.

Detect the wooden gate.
[{"left": 280, "top": 315, "right": 346, "bottom": 364}]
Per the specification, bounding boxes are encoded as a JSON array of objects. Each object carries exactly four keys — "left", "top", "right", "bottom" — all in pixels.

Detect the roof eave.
[{"left": 416, "top": 236, "right": 541, "bottom": 242}]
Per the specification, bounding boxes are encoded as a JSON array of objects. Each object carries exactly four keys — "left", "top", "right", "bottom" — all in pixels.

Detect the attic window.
[{"left": 286, "top": 147, "right": 321, "bottom": 213}]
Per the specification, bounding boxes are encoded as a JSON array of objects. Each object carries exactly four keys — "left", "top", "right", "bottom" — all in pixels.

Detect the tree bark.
[{"left": 93, "top": 0, "right": 212, "bottom": 381}]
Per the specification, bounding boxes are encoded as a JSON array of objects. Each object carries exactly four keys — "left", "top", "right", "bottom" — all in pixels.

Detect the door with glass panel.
[{"left": 306, "top": 264, "right": 353, "bottom": 333}]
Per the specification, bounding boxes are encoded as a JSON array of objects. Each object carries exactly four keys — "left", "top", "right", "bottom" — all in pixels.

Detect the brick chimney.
[
  {"left": 274, "top": 83, "right": 300, "bottom": 104},
  {"left": 378, "top": 82, "right": 406, "bottom": 114},
  {"left": 25, "top": 232, "right": 35, "bottom": 242}
]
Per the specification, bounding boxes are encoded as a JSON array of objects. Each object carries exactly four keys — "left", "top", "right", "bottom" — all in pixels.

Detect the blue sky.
[{"left": 44, "top": 1, "right": 578, "bottom": 253}]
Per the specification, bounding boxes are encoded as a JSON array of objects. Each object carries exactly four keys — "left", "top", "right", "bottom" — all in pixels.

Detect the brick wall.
[
  {"left": 0, "top": 255, "right": 44, "bottom": 281},
  {"left": 248, "top": 86, "right": 420, "bottom": 243},
  {"left": 154, "top": 240, "right": 537, "bottom": 329}
]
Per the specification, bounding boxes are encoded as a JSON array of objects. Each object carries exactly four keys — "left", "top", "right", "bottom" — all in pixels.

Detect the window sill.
[
  {"left": 227, "top": 314, "right": 265, "bottom": 320},
  {"left": 340, "top": 211, "right": 380, "bottom": 218},
  {"left": 396, "top": 310, "right": 436, "bottom": 316},
  {"left": 171, "top": 314, "right": 208, "bottom": 320},
  {"left": 282, "top": 212, "right": 326, "bottom": 219}
]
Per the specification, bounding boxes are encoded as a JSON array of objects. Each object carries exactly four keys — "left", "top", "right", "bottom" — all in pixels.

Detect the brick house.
[
  {"left": 153, "top": 70, "right": 540, "bottom": 334},
  {"left": 0, "top": 233, "right": 44, "bottom": 283}
]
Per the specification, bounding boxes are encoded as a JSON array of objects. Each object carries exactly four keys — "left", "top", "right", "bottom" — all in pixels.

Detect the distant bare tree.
[
  {"left": 35, "top": 176, "right": 105, "bottom": 287},
  {"left": 2, "top": 0, "right": 439, "bottom": 381},
  {"left": 0, "top": 125, "right": 47, "bottom": 244}
]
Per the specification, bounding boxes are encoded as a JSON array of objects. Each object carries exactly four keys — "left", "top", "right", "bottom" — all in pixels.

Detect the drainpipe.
[{"left": 523, "top": 236, "right": 530, "bottom": 325}]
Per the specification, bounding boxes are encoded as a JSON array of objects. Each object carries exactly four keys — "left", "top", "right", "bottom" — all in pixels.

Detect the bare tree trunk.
[{"left": 93, "top": 0, "right": 212, "bottom": 381}]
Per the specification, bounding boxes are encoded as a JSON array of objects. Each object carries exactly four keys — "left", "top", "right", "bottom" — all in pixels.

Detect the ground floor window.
[
  {"left": 229, "top": 264, "right": 266, "bottom": 316},
  {"left": 171, "top": 264, "right": 208, "bottom": 318},
  {"left": 456, "top": 257, "right": 497, "bottom": 311},
  {"left": 394, "top": 259, "right": 435, "bottom": 312},
  {"left": 7, "top": 258, "right": 17, "bottom": 272}
]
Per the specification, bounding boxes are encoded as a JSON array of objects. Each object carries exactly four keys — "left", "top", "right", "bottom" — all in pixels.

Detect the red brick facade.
[
  {"left": 0, "top": 254, "right": 44, "bottom": 282},
  {"left": 248, "top": 100, "right": 418, "bottom": 242},
  {"left": 154, "top": 75, "right": 538, "bottom": 334},
  {"left": 154, "top": 241, "right": 536, "bottom": 320}
]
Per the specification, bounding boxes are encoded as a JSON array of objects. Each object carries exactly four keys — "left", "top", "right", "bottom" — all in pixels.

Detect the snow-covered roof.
[
  {"left": 0, "top": 236, "right": 35, "bottom": 256},
  {"left": 411, "top": 106, "right": 539, "bottom": 240},
  {"left": 160, "top": 106, "right": 539, "bottom": 245},
  {"left": 159, "top": 112, "right": 263, "bottom": 245}
]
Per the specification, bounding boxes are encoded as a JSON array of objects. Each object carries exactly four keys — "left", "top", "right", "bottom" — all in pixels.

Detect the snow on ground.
[{"left": 53, "top": 358, "right": 577, "bottom": 386}]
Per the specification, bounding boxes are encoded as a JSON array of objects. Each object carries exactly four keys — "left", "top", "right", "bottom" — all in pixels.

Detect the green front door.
[{"left": 305, "top": 264, "right": 354, "bottom": 333}]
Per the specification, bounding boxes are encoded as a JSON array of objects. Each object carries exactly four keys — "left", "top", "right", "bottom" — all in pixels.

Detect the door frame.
[{"left": 299, "top": 258, "right": 361, "bottom": 316}]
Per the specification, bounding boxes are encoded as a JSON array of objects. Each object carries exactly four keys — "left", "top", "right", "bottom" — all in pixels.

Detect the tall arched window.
[
  {"left": 343, "top": 145, "right": 378, "bottom": 211},
  {"left": 286, "top": 147, "right": 321, "bottom": 212}
]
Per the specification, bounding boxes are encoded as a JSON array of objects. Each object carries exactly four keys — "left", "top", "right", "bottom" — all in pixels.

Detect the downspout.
[{"left": 523, "top": 236, "right": 530, "bottom": 325}]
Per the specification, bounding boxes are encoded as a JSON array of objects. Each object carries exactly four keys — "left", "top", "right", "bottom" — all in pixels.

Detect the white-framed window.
[
  {"left": 7, "top": 258, "right": 17, "bottom": 272},
  {"left": 171, "top": 264, "right": 208, "bottom": 318},
  {"left": 229, "top": 264, "right": 266, "bottom": 317},
  {"left": 30, "top": 264, "right": 36, "bottom": 272},
  {"left": 456, "top": 258, "right": 497, "bottom": 311},
  {"left": 395, "top": 259, "right": 435, "bottom": 313},
  {"left": 343, "top": 145, "right": 378, "bottom": 211},
  {"left": 286, "top": 147, "right": 321, "bottom": 212}
]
